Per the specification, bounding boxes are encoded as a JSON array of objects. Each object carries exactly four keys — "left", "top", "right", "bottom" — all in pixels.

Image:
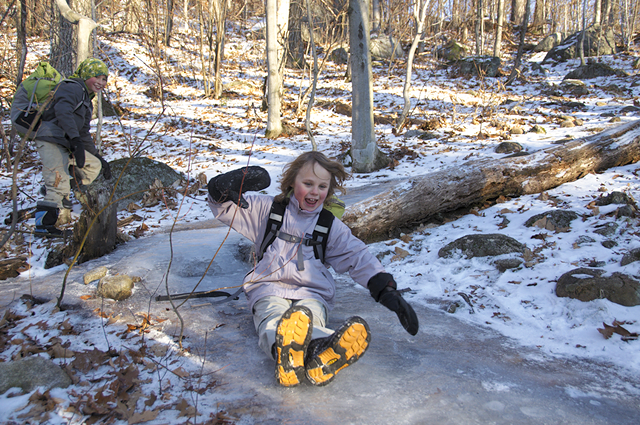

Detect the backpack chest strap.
[{"left": 275, "top": 230, "right": 322, "bottom": 271}]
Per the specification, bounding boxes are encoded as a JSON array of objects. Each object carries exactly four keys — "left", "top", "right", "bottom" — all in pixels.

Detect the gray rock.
[
  {"left": 560, "top": 79, "right": 589, "bottom": 96},
  {"left": 83, "top": 266, "right": 108, "bottom": 284},
  {"left": 495, "top": 141, "right": 523, "bottom": 154},
  {"left": 593, "top": 222, "right": 619, "bottom": 237},
  {"left": 330, "top": 47, "right": 349, "bottom": 65},
  {"left": 109, "top": 157, "right": 183, "bottom": 211},
  {"left": 438, "top": 234, "right": 526, "bottom": 259},
  {"left": 0, "top": 356, "right": 72, "bottom": 394},
  {"left": 370, "top": 35, "right": 403, "bottom": 61},
  {"left": 621, "top": 248, "right": 640, "bottom": 266},
  {"left": 564, "top": 62, "right": 628, "bottom": 80},
  {"left": 601, "top": 240, "right": 618, "bottom": 249},
  {"left": 492, "top": 258, "right": 523, "bottom": 272},
  {"left": 435, "top": 40, "right": 467, "bottom": 61},
  {"left": 543, "top": 25, "right": 616, "bottom": 63},
  {"left": 595, "top": 191, "right": 634, "bottom": 206},
  {"left": 575, "top": 235, "right": 596, "bottom": 245},
  {"left": 450, "top": 56, "right": 501, "bottom": 78},
  {"left": 524, "top": 210, "right": 579, "bottom": 232},
  {"left": 616, "top": 205, "right": 637, "bottom": 218},
  {"left": 556, "top": 268, "right": 640, "bottom": 306},
  {"left": 534, "top": 32, "right": 564, "bottom": 52},
  {"left": 97, "top": 275, "right": 134, "bottom": 301},
  {"left": 403, "top": 130, "right": 424, "bottom": 139},
  {"left": 529, "top": 125, "right": 547, "bottom": 134}
]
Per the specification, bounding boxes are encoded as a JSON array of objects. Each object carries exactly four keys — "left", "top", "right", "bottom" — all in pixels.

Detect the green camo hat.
[{"left": 71, "top": 58, "right": 109, "bottom": 81}]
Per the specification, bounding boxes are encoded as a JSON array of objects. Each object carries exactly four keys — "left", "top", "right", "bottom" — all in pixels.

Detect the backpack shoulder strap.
[
  {"left": 311, "top": 208, "right": 335, "bottom": 264},
  {"left": 60, "top": 79, "right": 87, "bottom": 111},
  {"left": 257, "top": 199, "right": 287, "bottom": 262}
]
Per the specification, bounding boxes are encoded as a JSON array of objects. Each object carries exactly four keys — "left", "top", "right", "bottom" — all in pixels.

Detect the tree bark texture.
[
  {"left": 396, "top": 0, "right": 429, "bottom": 132},
  {"left": 493, "top": 0, "right": 505, "bottom": 57},
  {"left": 348, "top": 0, "right": 387, "bottom": 172},
  {"left": 71, "top": 180, "right": 117, "bottom": 263},
  {"left": 16, "top": 0, "right": 27, "bottom": 87},
  {"left": 342, "top": 120, "right": 640, "bottom": 242},
  {"left": 265, "top": 0, "right": 290, "bottom": 138}
]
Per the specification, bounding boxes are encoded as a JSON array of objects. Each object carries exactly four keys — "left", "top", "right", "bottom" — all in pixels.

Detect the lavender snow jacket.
[{"left": 208, "top": 193, "right": 385, "bottom": 312}]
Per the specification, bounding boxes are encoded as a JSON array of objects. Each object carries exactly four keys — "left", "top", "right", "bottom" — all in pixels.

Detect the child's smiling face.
[{"left": 293, "top": 162, "right": 331, "bottom": 211}]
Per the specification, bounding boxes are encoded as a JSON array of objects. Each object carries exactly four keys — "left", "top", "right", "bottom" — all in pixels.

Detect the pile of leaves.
[{"left": 0, "top": 297, "right": 234, "bottom": 424}]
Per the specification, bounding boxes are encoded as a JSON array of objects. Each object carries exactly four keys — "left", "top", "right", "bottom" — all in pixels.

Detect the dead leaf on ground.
[
  {"left": 172, "top": 366, "right": 189, "bottom": 378},
  {"left": 597, "top": 321, "right": 639, "bottom": 341},
  {"left": 129, "top": 409, "right": 160, "bottom": 424},
  {"left": 391, "top": 247, "right": 410, "bottom": 262}
]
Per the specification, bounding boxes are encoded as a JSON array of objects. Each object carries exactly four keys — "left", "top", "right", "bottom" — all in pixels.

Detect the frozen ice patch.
[
  {"left": 565, "top": 385, "right": 603, "bottom": 399},
  {"left": 481, "top": 381, "right": 515, "bottom": 392}
]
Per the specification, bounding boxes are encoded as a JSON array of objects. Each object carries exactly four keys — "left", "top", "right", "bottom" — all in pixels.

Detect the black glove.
[
  {"left": 69, "top": 138, "right": 85, "bottom": 168},
  {"left": 208, "top": 166, "right": 270, "bottom": 208},
  {"left": 96, "top": 155, "right": 112, "bottom": 180},
  {"left": 368, "top": 272, "right": 419, "bottom": 336}
]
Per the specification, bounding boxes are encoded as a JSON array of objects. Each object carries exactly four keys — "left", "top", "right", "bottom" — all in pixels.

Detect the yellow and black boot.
[
  {"left": 274, "top": 305, "right": 313, "bottom": 387},
  {"left": 305, "top": 316, "right": 371, "bottom": 386}
]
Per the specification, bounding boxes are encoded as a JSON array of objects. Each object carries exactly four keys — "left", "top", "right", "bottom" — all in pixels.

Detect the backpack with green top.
[{"left": 10, "top": 61, "right": 62, "bottom": 137}]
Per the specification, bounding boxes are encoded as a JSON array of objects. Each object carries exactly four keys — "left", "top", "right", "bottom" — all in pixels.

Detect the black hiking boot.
[
  {"left": 40, "top": 185, "right": 73, "bottom": 209},
  {"left": 305, "top": 316, "right": 371, "bottom": 386},
  {"left": 274, "top": 305, "right": 313, "bottom": 387},
  {"left": 34, "top": 206, "right": 72, "bottom": 238}
]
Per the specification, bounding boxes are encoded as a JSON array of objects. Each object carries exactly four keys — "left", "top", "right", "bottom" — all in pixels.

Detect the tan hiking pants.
[{"left": 34, "top": 140, "right": 101, "bottom": 209}]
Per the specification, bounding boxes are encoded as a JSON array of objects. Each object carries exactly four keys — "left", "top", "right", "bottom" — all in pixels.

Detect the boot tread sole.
[
  {"left": 306, "top": 318, "right": 370, "bottom": 386},
  {"left": 275, "top": 306, "right": 313, "bottom": 387}
]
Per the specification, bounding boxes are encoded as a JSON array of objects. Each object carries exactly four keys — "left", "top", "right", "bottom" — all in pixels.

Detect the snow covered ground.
[{"left": 1, "top": 24, "right": 640, "bottom": 423}]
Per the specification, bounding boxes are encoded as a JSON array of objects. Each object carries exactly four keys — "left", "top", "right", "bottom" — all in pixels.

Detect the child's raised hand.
[
  {"left": 208, "top": 166, "right": 271, "bottom": 208},
  {"left": 368, "top": 272, "right": 419, "bottom": 336}
]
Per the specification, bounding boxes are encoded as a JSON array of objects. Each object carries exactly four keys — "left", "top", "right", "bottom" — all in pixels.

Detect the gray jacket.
[
  {"left": 30, "top": 78, "right": 97, "bottom": 155},
  {"left": 208, "top": 193, "right": 385, "bottom": 311}
]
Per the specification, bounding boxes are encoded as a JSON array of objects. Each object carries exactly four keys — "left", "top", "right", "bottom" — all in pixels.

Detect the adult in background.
[{"left": 33, "top": 58, "right": 112, "bottom": 237}]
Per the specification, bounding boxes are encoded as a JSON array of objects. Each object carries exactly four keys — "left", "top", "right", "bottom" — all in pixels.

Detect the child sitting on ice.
[{"left": 207, "top": 151, "right": 418, "bottom": 387}]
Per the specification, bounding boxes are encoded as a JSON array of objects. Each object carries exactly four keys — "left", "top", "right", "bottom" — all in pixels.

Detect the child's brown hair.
[{"left": 275, "top": 151, "right": 348, "bottom": 207}]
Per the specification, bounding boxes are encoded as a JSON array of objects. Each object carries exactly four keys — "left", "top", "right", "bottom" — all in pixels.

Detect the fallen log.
[{"left": 343, "top": 119, "right": 640, "bottom": 242}]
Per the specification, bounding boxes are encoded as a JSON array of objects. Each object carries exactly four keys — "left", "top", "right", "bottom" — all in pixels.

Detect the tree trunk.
[
  {"left": 165, "top": 0, "right": 174, "bottom": 46},
  {"left": 493, "top": 0, "right": 504, "bottom": 58},
  {"left": 532, "top": 0, "right": 545, "bottom": 30},
  {"left": 396, "top": 0, "right": 429, "bottom": 132},
  {"left": 71, "top": 179, "right": 118, "bottom": 263},
  {"left": 342, "top": 120, "right": 640, "bottom": 242},
  {"left": 475, "top": 0, "right": 484, "bottom": 55},
  {"left": 579, "top": 0, "right": 587, "bottom": 66},
  {"left": 287, "top": 0, "right": 305, "bottom": 68},
  {"left": 54, "top": 0, "right": 98, "bottom": 68},
  {"left": 265, "top": 0, "right": 290, "bottom": 139},
  {"left": 506, "top": 0, "right": 530, "bottom": 85},
  {"left": 349, "top": 0, "right": 388, "bottom": 172},
  {"left": 50, "top": 1, "right": 75, "bottom": 76},
  {"left": 510, "top": 0, "right": 525, "bottom": 25},
  {"left": 594, "top": 0, "right": 602, "bottom": 25},
  {"left": 213, "top": 0, "right": 227, "bottom": 99},
  {"left": 16, "top": 0, "right": 27, "bottom": 87},
  {"left": 305, "top": 0, "right": 318, "bottom": 151},
  {"left": 124, "top": 0, "right": 141, "bottom": 33},
  {"left": 372, "top": 0, "right": 381, "bottom": 32}
]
